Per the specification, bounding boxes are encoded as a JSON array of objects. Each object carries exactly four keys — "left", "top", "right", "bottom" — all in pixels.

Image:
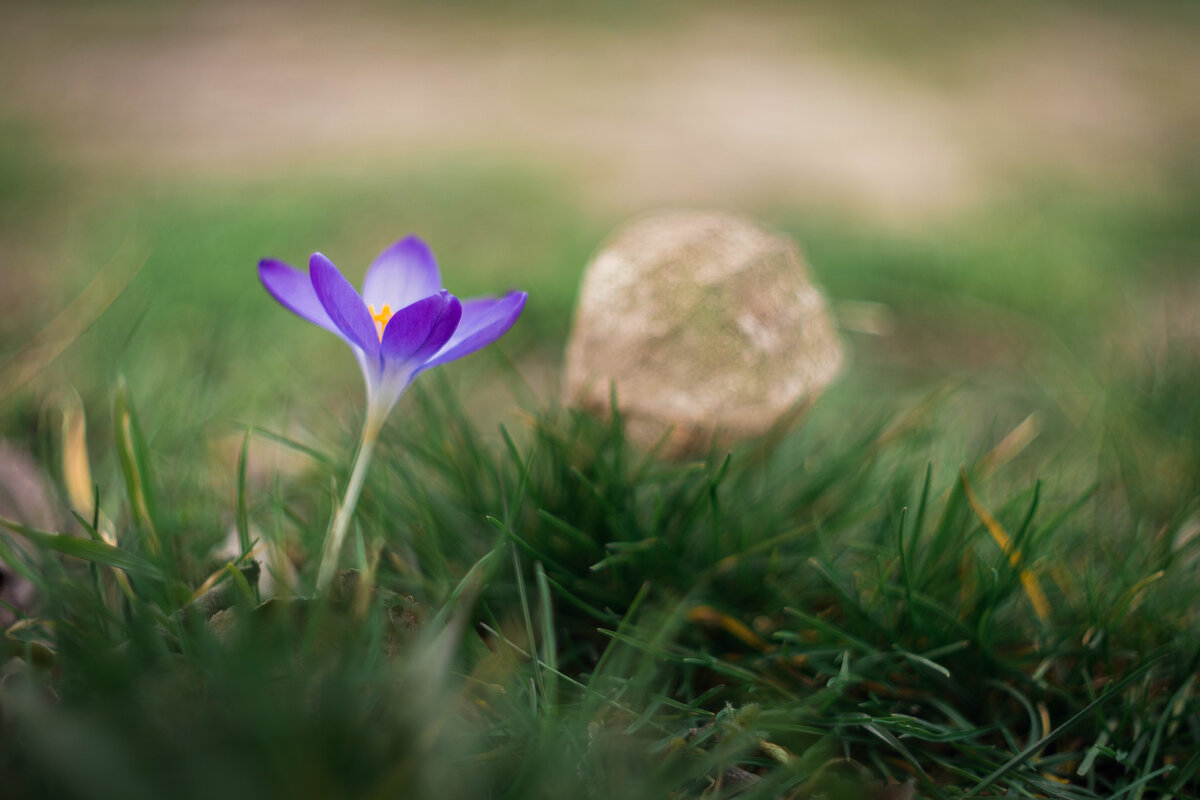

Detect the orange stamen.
[{"left": 369, "top": 304, "right": 392, "bottom": 340}]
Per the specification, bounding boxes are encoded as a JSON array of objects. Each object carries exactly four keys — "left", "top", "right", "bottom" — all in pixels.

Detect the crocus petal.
[
  {"left": 411, "top": 293, "right": 462, "bottom": 363},
  {"left": 258, "top": 259, "right": 341, "bottom": 336},
  {"left": 375, "top": 295, "right": 463, "bottom": 415},
  {"left": 310, "top": 253, "right": 380, "bottom": 357},
  {"left": 362, "top": 235, "right": 443, "bottom": 312},
  {"left": 380, "top": 291, "right": 452, "bottom": 362},
  {"left": 421, "top": 291, "right": 526, "bottom": 371}
]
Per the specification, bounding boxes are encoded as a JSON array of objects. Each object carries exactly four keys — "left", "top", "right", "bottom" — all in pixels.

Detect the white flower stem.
[{"left": 315, "top": 412, "right": 383, "bottom": 593}]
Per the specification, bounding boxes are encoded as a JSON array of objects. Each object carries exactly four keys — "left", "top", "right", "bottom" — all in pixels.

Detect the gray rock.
[{"left": 564, "top": 210, "right": 844, "bottom": 457}]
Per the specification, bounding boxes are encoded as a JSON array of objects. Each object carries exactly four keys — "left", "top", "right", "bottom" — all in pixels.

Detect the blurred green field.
[{"left": 4, "top": 114, "right": 1197, "bottom": 516}]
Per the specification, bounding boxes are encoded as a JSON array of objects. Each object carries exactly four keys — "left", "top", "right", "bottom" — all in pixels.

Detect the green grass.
[
  {"left": 1, "top": 127, "right": 1199, "bottom": 797},
  {"left": 2, "top": 364, "right": 1197, "bottom": 798}
]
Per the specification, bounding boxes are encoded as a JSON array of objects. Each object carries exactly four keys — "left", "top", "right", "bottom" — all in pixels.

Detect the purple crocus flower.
[
  {"left": 258, "top": 235, "right": 527, "bottom": 428},
  {"left": 258, "top": 235, "right": 526, "bottom": 591}
]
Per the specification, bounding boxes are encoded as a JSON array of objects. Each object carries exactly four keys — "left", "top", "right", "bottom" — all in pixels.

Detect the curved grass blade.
[{"left": 0, "top": 515, "right": 164, "bottom": 581}]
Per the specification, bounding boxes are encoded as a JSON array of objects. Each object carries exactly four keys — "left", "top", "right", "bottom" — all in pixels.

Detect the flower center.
[{"left": 368, "top": 304, "right": 392, "bottom": 340}]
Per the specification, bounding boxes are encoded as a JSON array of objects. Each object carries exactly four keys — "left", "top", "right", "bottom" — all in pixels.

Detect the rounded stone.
[{"left": 564, "top": 210, "right": 844, "bottom": 457}]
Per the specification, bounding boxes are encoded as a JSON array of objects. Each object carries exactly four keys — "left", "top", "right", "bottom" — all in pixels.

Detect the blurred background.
[{"left": 0, "top": 0, "right": 1198, "bottom": 527}]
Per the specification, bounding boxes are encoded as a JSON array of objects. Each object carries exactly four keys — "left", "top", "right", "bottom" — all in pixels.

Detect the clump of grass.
[{"left": 1, "top": 362, "right": 1196, "bottom": 799}]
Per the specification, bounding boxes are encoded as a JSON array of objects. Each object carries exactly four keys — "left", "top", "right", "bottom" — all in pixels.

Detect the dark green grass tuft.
[{"left": 2, "top": 359, "right": 1197, "bottom": 798}]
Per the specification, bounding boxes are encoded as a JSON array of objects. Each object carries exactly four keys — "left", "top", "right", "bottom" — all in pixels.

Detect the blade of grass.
[
  {"left": 961, "top": 469, "right": 1050, "bottom": 624},
  {"left": 113, "top": 377, "right": 159, "bottom": 556},
  {"left": 534, "top": 561, "right": 558, "bottom": 712},
  {"left": 236, "top": 424, "right": 333, "bottom": 467},
  {"left": 511, "top": 545, "right": 547, "bottom": 710},
  {"left": 0, "top": 514, "right": 164, "bottom": 581},
  {"left": 236, "top": 426, "right": 252, "bottom": 557},
  {"left": 0, "top": 238, "right": 147, "bottom": 402},
  {"left": 963, "top": 655, "right": 1165, "bottom": 797}
]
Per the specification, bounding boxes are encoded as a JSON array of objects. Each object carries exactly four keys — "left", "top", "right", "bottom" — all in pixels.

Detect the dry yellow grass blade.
[
  {"left": 58, "top": 387, "right": 93, "bottom": 514},
  {"left": 960, "top": 469, "right": 1051, "bottom": 624},
  {"left": 50, "top": 387, "right": 122, "bottom": 546},
  {"left": 975, "top": 412, "right": 1042, "bottom": 479},
  {"left": 687, "top": 605, "right": 774, "bottom": 652},
  {"left": 934, "top": 412, "right": 1043, "bottom": 510},
  {"left": 0, "top": 237, "right": 149, "bottom": 402}
]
